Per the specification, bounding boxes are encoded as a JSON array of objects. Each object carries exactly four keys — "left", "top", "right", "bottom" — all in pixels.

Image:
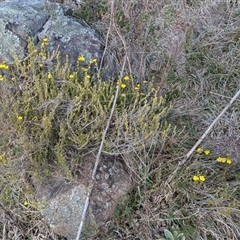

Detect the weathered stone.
[
  {"left": 0, "top": 0, "right": 103, "bottom": 67},
  {"left": 35, "top": 153, "right": 131, "bottom": 240}
]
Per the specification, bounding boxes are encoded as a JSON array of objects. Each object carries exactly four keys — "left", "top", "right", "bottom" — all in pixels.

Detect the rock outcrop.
[
  {"left": 35, "top": 153, "right": 131, "bottom": 240},
  {"left": 0, "top": 0, "right": 103, "bottom": 67}
]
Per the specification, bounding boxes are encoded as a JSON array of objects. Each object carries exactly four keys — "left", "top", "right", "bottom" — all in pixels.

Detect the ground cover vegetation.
[{"left": 0, "top": 0, "right": 240, "bottom": 239}]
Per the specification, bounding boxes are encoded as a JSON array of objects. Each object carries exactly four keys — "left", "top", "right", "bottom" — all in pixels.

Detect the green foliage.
[
  {"left": 159, "top": 227, "right": 186, "bottom": 240},
  {"left": 0, "top": 37, "right": 172, "bottom": 180}
]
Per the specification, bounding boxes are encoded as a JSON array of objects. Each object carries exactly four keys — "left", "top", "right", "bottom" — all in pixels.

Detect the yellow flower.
[
  {"left": 43, "top": 37, "right": 49, "bottom": 42},
  {"left": 85, "top": 74, "right": 91, "bottom": 79},
  {"left": 123, "top": 75, "right": 130, "bottom": 81},
  {"left": 217, "top": 157, "right": 226, "bottom": 163},
  {"left": 0, "top": 63, "right": 9, "bottom": 70},
  {"left": 78, "top": 55, "right": 85, "bottom": 62},
  {"left": 69, "top": 74, "right": 74, "bottom": 80},
  {"left": 121, "top": 83, "right": 127, "bottom": 89},
  {"left": 199, "top": 175, "right": 206, "bottom": 181},
  {"left": 192, "top": 175, "right": 206, "bottom": 182},
  {"left": 121, "top": 93, "right": 126, "bottom": 97},
  {"left": 0, "top": 155, "right": 3, "bottom": 161},
  {"left": 89, "top": 58, "right": 97, "bottom": 64},
  {"left": 24, "top": 201, "right": 28, "bottom": 206},
  {"left": 226, "top": 158, "right": 232, "bottom": 164},
  {"left": 47, "top": 73, "right": 53, "bottom": 79},
  {"left": 143, "top": 80, "right": 148, "bottom": 84},
  {"left": 42, "top": 37, "right": 49, "bottom": 46},
  {"left": 216, "top": 156, "right": 233, "bottom": 164},
  {"left": 17, "top": 116, "right": 23, "bottom": 121},
  {"left": 192, "top": 175, "right": 200, "bottom": 181},
  {"left": 41, "top": 41, "right": 49, "bottom": 47},
  {"left": 204, "top": 149, "right": 210, "bottom": 155},
  {"left": 135, "top": 84, "right": 140, "bottom": 90},
  {"left": 196, "top": 147, "right": 203, "bottom": 154},
  {"left": 0, "top": 75, "right": 4, "bottom": 81}
]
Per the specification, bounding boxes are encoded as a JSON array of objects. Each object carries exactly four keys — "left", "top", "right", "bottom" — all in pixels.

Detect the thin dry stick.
[
  {"left": 99, "top": 0, "right": 115, "bottom": 70},
  {"left": 166, "top": 87, "right": 240, "bottom": 184},
  {"left": 75, "top": 57, "right": 127, "bottom": 240},
  {"left": 210, "top": 91, "right": 240, "bottom": 102}
]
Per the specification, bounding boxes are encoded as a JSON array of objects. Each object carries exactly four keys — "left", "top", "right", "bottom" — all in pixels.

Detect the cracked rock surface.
[
  {"left": 0, "top": 0, "right": 103, "bottom": 66},
  {"left": 35, "top": 153, "right": 131, "bottom": 240}
]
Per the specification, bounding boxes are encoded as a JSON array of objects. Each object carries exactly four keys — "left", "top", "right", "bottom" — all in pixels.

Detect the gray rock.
[
  {"left": 0, "top": 0, "right": 103, "bottom": 67},
  {"left": 35, "top": 153, "right": 131, "bottom": 240}
]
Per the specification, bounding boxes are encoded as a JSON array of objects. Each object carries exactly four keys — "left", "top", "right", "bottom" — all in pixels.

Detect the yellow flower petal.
[
  {"left": 196, "top": 147, "right": 203, "bottom": 154},
  {"left": 69, "top": 74, "right": 74, "bottom": 79},
  {"left": 0, "top": 63, "right": 9, "bottom": 70},
  {"left": 123, "top": 75, "right": 130, "bottom": 81},
  {"left": 222, "top": 158, "right": 227, "bottom": 163},
  {"left": 199, "top": 175, "right": 206, "bottom": 181},
  {"left": 47, "top": 73, "right": 53, "bottom": 79},
  {"left": 17, "top": 116, "right": 23, "bottom": 121},
  {"left": 226, "top": 159, "right": 232, "bottom": 164},
  {"left": 192, "top": 175, "right": 199, "bottom": 181},
  {"left": 204, "top": 150, "right": 210, "bottom": 155},
  {"left": 121, "top": 83, "right": 127, "bottom": 89},
  {"left": 78, "top": 55, "right": 85, "bottom": 62}
]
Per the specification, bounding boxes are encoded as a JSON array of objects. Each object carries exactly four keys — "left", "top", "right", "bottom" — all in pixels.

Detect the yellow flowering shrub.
[{"left": 0, "top": 38, "right": 173, "bottom": 179}]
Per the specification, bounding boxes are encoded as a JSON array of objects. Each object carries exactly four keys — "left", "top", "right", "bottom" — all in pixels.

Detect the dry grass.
[{"left": 1, "top": 0, "right": 240, "bottom": 239}]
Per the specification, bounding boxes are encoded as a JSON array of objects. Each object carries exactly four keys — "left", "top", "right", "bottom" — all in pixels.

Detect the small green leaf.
[
  {"left": 177, "top": 233, "right": 186, "bottom": 240},
  {"left": 164, "top": 229, "right": 174, "bottom": 240},
  {"left": 172, "top": 230, "right": 178, "bottom": 238}
]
